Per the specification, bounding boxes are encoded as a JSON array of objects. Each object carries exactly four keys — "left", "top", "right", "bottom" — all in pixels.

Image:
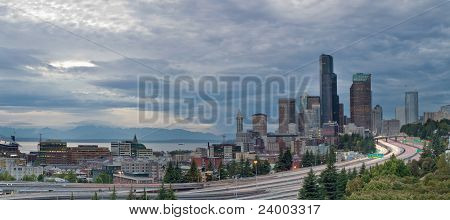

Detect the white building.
[
  {"left": 344, "top": 123, "right": 366, "bottom": 137},
  {"left": 136, "top": 148, "right": 153, "bottom": 158},
  {"left": 111, "top": 141, "right": 132, "bottom": 157},
  {"left": 6, "top": 166, "right": 44, "bottom": 181}
]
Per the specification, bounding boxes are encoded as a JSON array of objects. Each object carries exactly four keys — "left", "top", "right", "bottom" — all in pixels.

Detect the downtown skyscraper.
[
  {"left": 279, "top": 98, "right": 296, "bottom": 134},
  {"left": 319, "top": 54, "right": 339, "bottom": 125},
  {"left": 405, "top": 91, "right": 419, "bottom": 124},
  {"left": 350, "top": 73, "right": 372, "bottom": 129}
]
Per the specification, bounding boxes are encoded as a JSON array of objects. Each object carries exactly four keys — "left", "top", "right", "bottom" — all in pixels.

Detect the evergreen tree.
[
  {"left": 218, "top": 162, "right": 228, "bottom": 180},
  {"left": 350, "top": 167, "right": 358, "bottom": 180},
  {"left": 174, "top": 162, "right": 183, "bottom": 183},
  {"left": 298, "top": 169, "right": 323, "bottom": 200},
  {"left": 185, "top": 160, "right": 201, "bottom": 182},
  {"left": 141, "top": 188, "right": 148, "bottom": 200},
  {"left": 92, "top": 192, "right": 99, "bottom": 200},
  {"left": 165, "top": 185, "right": 177, "bottom": 200},
  {"left": 110, "top": 186, "right": 117, "bottom": 200},
  {"left": 163, "top": 162, "right": 175, "bottom": 183},
  {"left": 336, "top": 168, "right": 348, "bottom": 199},
  {"left": 127, "top": 188, "right": 135, "bottom": 200},
  {"left": 283, "top": 150, "right": 293, "bottom": 170},
  {"left": 359, "top": 163, "right": 366, "bottom": 176},
  {"left": 275, "top": 150, "right": 285, "bottom": 172},
  {"left": 320, "top": 160, "right": 338, "bottom": 200},
  {"left": 156, "top": 183, "right": 167, "bottom": 200},
  {"left": 243, "top": 159, "right": 254, "bottom": 177},
  {"left": 259, "top": 160, "right": 272, "bottom": 175}
]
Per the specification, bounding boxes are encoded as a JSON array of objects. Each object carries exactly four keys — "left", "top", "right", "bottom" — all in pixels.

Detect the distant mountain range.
[{"left": 0, "top": 125, "right": 222, "bottom": 142}]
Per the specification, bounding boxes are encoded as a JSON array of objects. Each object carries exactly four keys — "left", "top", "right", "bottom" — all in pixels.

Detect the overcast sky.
[{"left": 0, "top": 0, "right": 449, "bottom": 134}]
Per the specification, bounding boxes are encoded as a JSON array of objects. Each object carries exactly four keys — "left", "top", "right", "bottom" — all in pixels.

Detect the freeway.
[{"left": 0, "top": 138, "right": 420, "bottom": 200}]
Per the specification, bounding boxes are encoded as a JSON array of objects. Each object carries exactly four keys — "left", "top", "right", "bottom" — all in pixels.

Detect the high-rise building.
[
  {"left": 304, "top": 104, "right": 321, "bottom": 137},
  {"left": 395, "top": 106, "right": 406, "bottom": 126},
  {"left": 405, "top": 91, "right": 419, "bottom": 124},
  {"left": 252, "top": 113, "right": 267, "bottom": 136},
  {"left": 372, "top": 105, "right": 383, "bottom": 135},
  {"left": 306, "top": 96, "right": 320, "bottom": 110},
  {"left": 236, "top": 110, "right": 243, "bottom": 133},
  {"left": 320, "top": 54, "right": 339, "bottom": 125},
  {"left": 350, "top": 73, "right": 372, "bottom": 129},
  {"left": 339, "top": 103, "right": 344, "bottom": 132},
  {"left": 279, "top": 98, "right": 296, "bottom": 134}
]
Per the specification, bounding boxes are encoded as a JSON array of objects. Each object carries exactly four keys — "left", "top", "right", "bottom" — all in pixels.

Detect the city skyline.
[{"left": 0, "top": 0, "right": 449, "bottom": 135}]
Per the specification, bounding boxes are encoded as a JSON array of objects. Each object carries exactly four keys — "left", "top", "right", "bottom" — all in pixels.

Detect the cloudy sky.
[{"left": 0, "top": 0, "right": 449, "bottom": 134}]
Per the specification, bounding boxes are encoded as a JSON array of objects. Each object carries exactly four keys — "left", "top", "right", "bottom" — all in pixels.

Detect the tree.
[
  {"left": 155, "top": 183, "right": 177, "bottom": 200},
  {"left": 94, "top": 172, "right": 112, "bottom": 184},
  {"left": 163, "top": 162, "right": 175, "bottom": 183},
  {"left": 359, "top": 163, "right": 366, "bottom": 176},
  {"left": 336, "top": 168, "right": 348, "bottom": 199},
  {"left": 127, "top": 188, "right": 135, "bottom": 200},
  {"left": 37, "top": 174, "right": 44, "bottom": 182},
  {"left": 218, "top": 162, "right": 228, "bottom": 180},
  {"left": 319, "top": 161, "right": 338, "bottom": 200},
  {"left": 0, "top": 172, "right": 15, "bottom": 181},
  {"left": 242, "top": 159, "right": 253, "bottom": 177},
  {"left": 302, "top": 150, "right": 313, "bottom": 167},
  {"left": 92, "top": 192, "right": 99, "bottom": 200},
  {"left": 22, "top": 174, "right": 37, "bottom": 182},
  {"left": 184, "top": 160, "right": 201, "bottom": 182},
  {"left": 275, "top": 150, "right": 293, "bottom": 172},
  {"left": 298, "top": 169, "right": 323, "bottom": 200},
  {"left": 110, "top": 186, "right": 117, "bottom": 200},
  {"left": 141, "top": 188, "right": 148, "bottom": 200},
  {"left": 258, "top": 160, "right": 272, "bottom": 175}
]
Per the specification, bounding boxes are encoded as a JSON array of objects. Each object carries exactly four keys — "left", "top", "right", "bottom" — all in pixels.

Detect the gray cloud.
[{"left": 0, "top": 0, "right": 449, "bottom": 132}]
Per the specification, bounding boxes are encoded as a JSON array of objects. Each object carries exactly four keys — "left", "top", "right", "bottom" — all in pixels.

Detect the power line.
[{"left": 279, "top": 0, "right": 450, "bottom": 76}]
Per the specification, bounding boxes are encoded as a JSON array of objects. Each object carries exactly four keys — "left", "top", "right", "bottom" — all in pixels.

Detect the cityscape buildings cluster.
[{"left": 0, "top": 54, "right": 449, "bottom": 185}]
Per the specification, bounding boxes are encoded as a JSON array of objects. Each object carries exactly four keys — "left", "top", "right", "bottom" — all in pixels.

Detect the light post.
[{"left": 253, "top": 160, "right": 258, "bottom": 189}]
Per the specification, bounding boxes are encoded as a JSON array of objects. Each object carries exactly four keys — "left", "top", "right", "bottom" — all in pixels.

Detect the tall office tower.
[
  {"left": 350, "top": 73, "right": 372, "bottom": 129},
  {"left": 306, "top": 96, "right": 320, "bottom": 110},
  {"left": 405, "top": 91, "right": 419, "bottom": 124},
  {"left": 298, "top": 112, "right": 305, "bottom": 134},
  {"left": 320, "top": 54, "right": 339, "bottom": 125},
  {"left": 304, "top": 104, "right": 321, "bottom": 137},
  {"left": 252, "top": 113, "right": 267, "bottom": 136},
  {"left": 372, "top": 105, "right": 383, "bottom": 135},
  {"left": 236, "top": 110, "right": 243, "bottom": 133},
  {"left": 339, "top": 103, "right": 344, "bottom": 132},
  {"left": 395, "top": 106, "right": 406, "bottom": 126},
  {"left": 279, "top": 98, "right": 296, "bottom": 134}
]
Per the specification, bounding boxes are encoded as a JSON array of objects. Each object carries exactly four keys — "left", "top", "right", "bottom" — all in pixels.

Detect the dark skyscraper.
[
  {"left": 306, "top": 96, "right": 320, "bottom": 110},
  {"left": 279, "top": 98, "right": 296, "bottom": 134},
  {"left": 252, "top": 113, "right": 267, "bottom": 137},
  {"left": 320, "top": 54, "right": 339, "bottom": 125},
  {"left": 350, "top": 73, "right": 372, "bottom": 129},
  {"left": 339, "top": 103, "right": 344, "bottom": 132}
]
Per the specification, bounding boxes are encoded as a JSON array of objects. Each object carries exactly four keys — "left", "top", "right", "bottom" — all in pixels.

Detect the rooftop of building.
[{"left": 352, "top": 73, "right": 371, "bottom": 82}]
